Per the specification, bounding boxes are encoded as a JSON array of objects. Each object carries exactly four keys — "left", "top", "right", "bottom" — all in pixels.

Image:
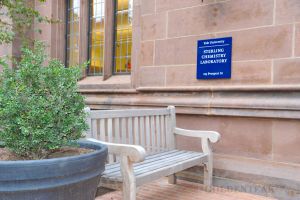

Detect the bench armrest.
[
  {"left": 174, "top": 127, "right": 220, "bottom": 143},
  {"left": 174, "top": 127, "right": 220, "bottom": 156},
  {"left": 86, "top": 138, "right": 146, "bottom": 163}
]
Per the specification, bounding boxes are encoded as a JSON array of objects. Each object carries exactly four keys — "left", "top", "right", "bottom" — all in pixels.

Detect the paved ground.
[{"left": 95, "top": 178, "right": 276, "bottom": 200}]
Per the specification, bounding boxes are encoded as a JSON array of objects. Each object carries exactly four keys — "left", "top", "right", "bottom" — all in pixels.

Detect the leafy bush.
[{"left": 0, "top": 42, "right": 87, "bottom": 159}]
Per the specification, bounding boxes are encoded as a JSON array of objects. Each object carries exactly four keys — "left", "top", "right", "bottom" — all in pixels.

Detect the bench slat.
[
  {"left": 165, "top": 115, "right": 170, "bottom": 150},
  {"left": 127, "top": 118, "right": 132, "bottom": 144},
  {"left": 160, "top": 115, "right": 165, "bottom": 149},
  {"left": 90, "top": 109, "right": 170, "bottom": 119},
  {"left": 107, "top": 118, "right": 114, "bottom": 163},
  {"left": 140, "top": 117, "right": 145, "bottom": 147},
  {"left": 121, "top": 118, "right": 126, "bottom": 144},
  {"left": 150, "top": 116, "right": 155, "bottom": 153},
  {"left": 155, "top": 116, "right": 161, "bottom": 152},
  {"left": 145, "top": 116, "right": 151, "bottom": 152},
  {"left": 114, "top": 118, "right": 120, "bottom": 143},
  {"left": 85, "top": 112, "right": 92, "bottom": 138},
  {"left": 114, "top": 118, "right": 120, "bottom": 162},
  {"left": 92, "top": 119, "right": 97, "bottom": 139},
  {"left": 134, "top": 117, "right": 139, "bottom": 145},
  {"left": 100, "top": 119, "right": 105, "bottom": 141}
]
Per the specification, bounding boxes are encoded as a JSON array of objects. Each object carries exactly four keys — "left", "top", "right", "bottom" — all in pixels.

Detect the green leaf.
[{"left": 0, "top": 58, "right": 8, "bottom": 68}]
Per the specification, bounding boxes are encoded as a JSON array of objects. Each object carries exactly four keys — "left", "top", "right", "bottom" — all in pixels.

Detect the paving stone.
[{"left": 95, "top": 178, "right": 275, "bottom": 200}]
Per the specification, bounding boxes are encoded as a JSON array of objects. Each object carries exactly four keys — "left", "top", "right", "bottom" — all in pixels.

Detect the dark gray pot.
[{"left": 0, "top": 140, "right": 107, "bottom": 200}]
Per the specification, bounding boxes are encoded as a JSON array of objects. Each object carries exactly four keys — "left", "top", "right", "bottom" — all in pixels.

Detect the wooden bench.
[{"left": 85, "top": 106, "right": 220, "bottom": 200}]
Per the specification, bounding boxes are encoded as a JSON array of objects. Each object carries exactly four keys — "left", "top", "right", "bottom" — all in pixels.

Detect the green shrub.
[{"left": 0, "top": 42, "right": 87, "bottom": 159}]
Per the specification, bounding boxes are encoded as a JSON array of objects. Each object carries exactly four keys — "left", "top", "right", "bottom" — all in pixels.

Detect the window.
[
  {"left": 89, "top": 0, "right": 105, "bottom": 75},
  {"left": 66, "top": 0, "right": 133, "bottom": 77},
  {"left": 114, "top": 0, "right": 133, "bottom": 74},
  {"left": 66, "top": 0, "right": 80, "bottom": 67}
]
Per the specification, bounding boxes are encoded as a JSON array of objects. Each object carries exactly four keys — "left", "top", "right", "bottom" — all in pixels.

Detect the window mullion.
[{"left": 103, "top": 0, "right": 115, "bottom": 80}]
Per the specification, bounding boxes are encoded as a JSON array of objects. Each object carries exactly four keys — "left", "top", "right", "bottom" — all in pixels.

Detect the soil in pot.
[{"left": 0, "top": 147, "right": 94, "bottom": 161}]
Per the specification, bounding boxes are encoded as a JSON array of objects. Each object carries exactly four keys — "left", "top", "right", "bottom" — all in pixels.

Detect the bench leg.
[
  {"left": 121, "top": 157, "right": 136, "bottom": 200},
  {"left": 123, "top": 180, "right": 136, "bottom": 200},
  {"left": 202, "top": 138, "right": 214, "bottom": 192},
  {"left": 168, "top": 174, "right": 177, "bottom": 184},
  {"left": 203, "top": 155, "right": 213, "bottom": 191}
]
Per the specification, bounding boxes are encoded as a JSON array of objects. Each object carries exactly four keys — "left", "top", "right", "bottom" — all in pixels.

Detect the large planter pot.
[{"left": 0, "top": 140, "right": 107, "bottom": 200}]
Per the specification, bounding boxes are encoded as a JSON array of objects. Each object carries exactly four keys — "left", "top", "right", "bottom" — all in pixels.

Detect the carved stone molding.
[{"left": 81, "top": 90, "right": 300, "bottom": 119}]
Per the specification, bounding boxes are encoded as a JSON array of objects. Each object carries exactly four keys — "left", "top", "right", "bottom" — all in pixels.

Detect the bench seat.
[{"left": 100, "top": 150, "right": 207, "bottom": 189}]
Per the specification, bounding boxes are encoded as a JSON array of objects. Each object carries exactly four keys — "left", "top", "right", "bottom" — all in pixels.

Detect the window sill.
[{"left": 78, "top": 75, "right": 135, "bottom": 93}]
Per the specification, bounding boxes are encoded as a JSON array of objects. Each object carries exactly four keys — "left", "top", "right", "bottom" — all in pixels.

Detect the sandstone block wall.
[{"left": 138, "top": 0, "right": 300, "bottom": 87}]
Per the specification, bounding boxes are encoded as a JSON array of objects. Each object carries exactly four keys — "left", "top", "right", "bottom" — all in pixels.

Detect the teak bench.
[{"left": 85, "top": 106, "right": 220, "bottom": 200}]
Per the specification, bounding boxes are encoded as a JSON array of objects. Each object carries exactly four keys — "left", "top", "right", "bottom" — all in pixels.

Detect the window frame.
[
  {"left": 112, "top": 0, "right": 133, "bottom": 75},
  {"left": 87, "top": 0, "right": 106, "bottom": 76},
  {"left": 65, "top": 0, "right": 81, "bottom": 68},
  {"left": 65, "top": 0, "right": 133, "bottom": 80}
]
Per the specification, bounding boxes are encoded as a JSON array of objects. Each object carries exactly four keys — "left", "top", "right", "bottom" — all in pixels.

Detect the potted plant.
[{"left": 0, "top": 42, "right": 107, "bottom": 200}]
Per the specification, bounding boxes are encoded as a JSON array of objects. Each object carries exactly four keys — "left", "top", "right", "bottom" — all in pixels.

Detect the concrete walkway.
[{"left": 96, "top": 178, "right": 276, "bottom": 200}]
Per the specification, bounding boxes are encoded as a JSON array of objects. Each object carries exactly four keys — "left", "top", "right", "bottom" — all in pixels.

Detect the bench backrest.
[{"left": 85, "top": 106, "right": 176, "bottom": 162}]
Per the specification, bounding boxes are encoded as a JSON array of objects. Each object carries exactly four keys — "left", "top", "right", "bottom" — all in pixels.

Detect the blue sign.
[{"left": 197, "top": 37, "right": 232, "bottom": 79}]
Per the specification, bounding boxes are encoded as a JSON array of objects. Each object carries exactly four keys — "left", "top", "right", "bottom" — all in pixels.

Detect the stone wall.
[
  {"left": 0, "top": 0, "right": 66, "bottom": 65},
  {"left": 0, "top": 7, "right": 13, "bottom": 70},
  {"left": 34, "top": 0, "right": 66, "bottom": 61},
  {"left": 132, "top": 1, "right": 300, "bottom": 198},
  {"left": 138, "top": 0, "right": 300, "bottom": 87}
]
